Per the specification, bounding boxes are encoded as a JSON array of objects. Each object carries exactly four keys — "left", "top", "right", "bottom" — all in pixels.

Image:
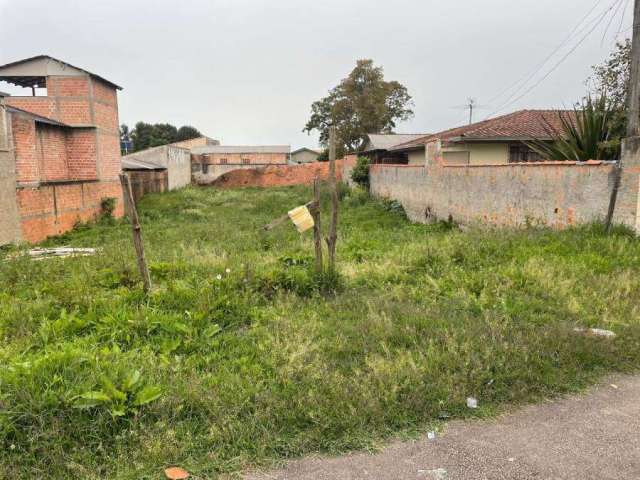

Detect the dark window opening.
[{"left": 509, "top": 144, "right": 543, "bottom": 163}]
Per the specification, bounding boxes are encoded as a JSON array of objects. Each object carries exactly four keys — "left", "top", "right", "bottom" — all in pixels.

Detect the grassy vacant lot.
[{"left": 1, "top": 184, "right": 640, "bottom": 479}]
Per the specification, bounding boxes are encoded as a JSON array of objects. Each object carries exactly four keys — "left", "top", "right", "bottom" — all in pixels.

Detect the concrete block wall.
[
  {"left": 126, "top": 169, "right": 169, "bottom": 203},
  {"left": 0, "top": 100, "right": 21, "bottom": 244},
  {"left": 369, "top": 162, "right": 640, "bottom": 232},
  {"left": 123, "top": 145, "right": 191, "bottom": 190}
]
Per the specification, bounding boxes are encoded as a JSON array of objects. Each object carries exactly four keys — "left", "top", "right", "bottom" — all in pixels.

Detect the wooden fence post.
[
  {"left": 120, "top": 173, "right": 152, "bottom": 293},
  {"left": 311, "top": 177, "right": 324, "bottom": 274},
  {"left": 326, "top": 126, "right": 339, "bottom": 273}
]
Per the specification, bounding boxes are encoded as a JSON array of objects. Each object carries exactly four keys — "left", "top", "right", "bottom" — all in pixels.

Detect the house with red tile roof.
[
  {"left": 361, "top": 133, "right": 429, "bottom": 164},
  {"left": 390, "top": 110, "right": 573, "bottom": 165}
]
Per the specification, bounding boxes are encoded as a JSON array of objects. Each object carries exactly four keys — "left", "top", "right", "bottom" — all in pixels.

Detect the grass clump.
[{"left": 1, "top": 184, "right": 640, "bottom": 478}]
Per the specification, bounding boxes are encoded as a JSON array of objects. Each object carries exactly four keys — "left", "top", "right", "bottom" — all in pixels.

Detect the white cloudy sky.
[{"left": 0, "top": 0, "right": 633, "bottom": 149}]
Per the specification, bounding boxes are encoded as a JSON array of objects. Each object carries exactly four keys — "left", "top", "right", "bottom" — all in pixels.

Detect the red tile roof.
[{"left": 390, "top": 110, "right": 574, "bottom": 151}]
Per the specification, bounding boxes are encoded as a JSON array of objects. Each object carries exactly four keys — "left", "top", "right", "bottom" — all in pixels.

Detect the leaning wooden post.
[
  {"left": 327, "top": 126, "right": 339, "bottom": 272},
  {"left": 120, "top": 173, "right": 152, "bottom": 293},
  {"left": 311, "top": 177, "right": 324, "bottom": 274}
]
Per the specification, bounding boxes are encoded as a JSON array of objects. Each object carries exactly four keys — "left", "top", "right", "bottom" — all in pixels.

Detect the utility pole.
[
  {"left": 627, "top": 0, "right": 640, "bottom": 137},
  {"left": 467, "top": 98, "right": 475, "bottom": 124},
  {"left": 605, "top": 0, "right": 640, "bottom": 232}
]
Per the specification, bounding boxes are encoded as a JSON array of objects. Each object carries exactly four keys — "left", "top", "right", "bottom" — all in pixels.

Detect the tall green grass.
[{"left": 1, "top": 184, "right": 639, "bottom": 479}]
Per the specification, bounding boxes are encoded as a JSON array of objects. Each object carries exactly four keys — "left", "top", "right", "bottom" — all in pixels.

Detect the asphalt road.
[{"left": 245, "top": 375, "right": 640, "bottom": 480}]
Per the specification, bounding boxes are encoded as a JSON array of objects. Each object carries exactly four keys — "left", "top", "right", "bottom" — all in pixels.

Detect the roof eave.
[
  {"left": 0, "top": 55, "right": 123, "bottom": 90},
  {"left": 446, "top": 136, "right": 554, "bottom": 143}
]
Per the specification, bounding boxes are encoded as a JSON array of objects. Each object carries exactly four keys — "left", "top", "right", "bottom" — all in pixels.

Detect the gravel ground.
[{"left": 245, "top": 375, "right": 640, "bottom": 480}]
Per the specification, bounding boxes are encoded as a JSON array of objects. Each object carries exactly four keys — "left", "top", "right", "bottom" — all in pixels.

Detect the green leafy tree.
[
  {"left": 129, "top": 122, "right": 202, "bottom": 152},
  {"left": 528, "top": 95, "right": 615, "bottom": 161},
  {"left": 176, "top": 125, "right": 202, "bottom": 142},
  {"left": 149, "top": 123, "right": 179, "bottom": 148},
  {"left": 350, "top": 156, "right": 370, "bottom": 189},
  {"left": 119, "top": 124, "right": 131, "bottom": 143},
  {"left": 130, "top": 122, "right": 155, "bottom": 151},
  {"left": 303, "top": 59, "right": 414, "bottom": 157},
  {"left": 588, "top": 39, "right": 630, "bottom": 157}
]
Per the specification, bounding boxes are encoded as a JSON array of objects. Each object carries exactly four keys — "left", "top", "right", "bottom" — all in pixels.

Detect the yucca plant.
[{"left": 528, "top": 95, "right": 616, "bottom": 161}]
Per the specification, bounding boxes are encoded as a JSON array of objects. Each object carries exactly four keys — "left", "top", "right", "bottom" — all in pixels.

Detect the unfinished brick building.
[{"left": 0, "top": 56, "right": 123, "bottom": 244}]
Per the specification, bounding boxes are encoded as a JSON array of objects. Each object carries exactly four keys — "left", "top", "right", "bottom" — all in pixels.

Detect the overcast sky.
[{"left": 0, "top": 0, "right": 633, "bottom": 149}]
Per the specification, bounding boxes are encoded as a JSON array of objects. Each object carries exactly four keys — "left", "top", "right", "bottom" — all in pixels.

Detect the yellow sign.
[{"left": 288, "top": 205, "right": 314, "bottom": 233}]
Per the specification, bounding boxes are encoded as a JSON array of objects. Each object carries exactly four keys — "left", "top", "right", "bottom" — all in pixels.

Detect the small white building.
[{"left": 290, "top": 147, "right": 320, "bottom": 164}]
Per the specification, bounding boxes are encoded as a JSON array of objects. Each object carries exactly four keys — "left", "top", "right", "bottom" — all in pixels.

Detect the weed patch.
[{"left": 1, "top": 185, "right": 640, "bottom": 478}]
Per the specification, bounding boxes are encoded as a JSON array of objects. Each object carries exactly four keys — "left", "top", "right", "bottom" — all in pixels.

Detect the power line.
[
  {"left": 487, "top": 0, "right": 625, "bottom": 118},
  {"left": 485, "top": 0, "right": 606, "bottom": 108},
  {"left": 602, "top": 0, "right": 627, "bottom": 43},
  {"left": 614, "top": 0, "right": 632, "bottom": 38}
]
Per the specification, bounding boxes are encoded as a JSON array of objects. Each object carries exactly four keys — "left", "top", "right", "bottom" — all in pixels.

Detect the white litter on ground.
[
  {"left": 417, "top": 468, "right": 448, "bottom": 479},
  {"left": 573, "top": 327, "right": 617, "bottom": 339},
  {"left": 427, "top": 431, "right": 436, "bottom": 440},
  {"left": 26, "top": 247, "right": 97, "bottom": 260},
  {"left": 466, "top": 397, "right": 478, "bottom": 409}
]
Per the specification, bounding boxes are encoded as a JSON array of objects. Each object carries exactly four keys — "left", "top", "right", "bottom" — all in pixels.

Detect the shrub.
[
  {"left": 100, "top": 197, "right": 117, "bottom": 221},
  {"left": 351, "top": 156, "right": 370, "bottom": 189},
  {"left": 381, "top": 198, "right": 406, "bottom": 219}
]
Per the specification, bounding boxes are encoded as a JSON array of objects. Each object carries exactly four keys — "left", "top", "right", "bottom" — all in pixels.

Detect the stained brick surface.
[{"left": 5, "top": 70, "right": 123, "bottom": 243}]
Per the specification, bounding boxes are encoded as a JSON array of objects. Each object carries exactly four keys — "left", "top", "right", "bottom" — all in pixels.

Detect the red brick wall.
[
  {"left": 5, "top": 97, "right": 57, "bottom": 120},
  {"left": 194, "top": 152, "right": 288, "bottom": 165},
  {"left": 36, "top": 124, "right": 69, "bottom": 182},
  {"left": 17, "top": 180, "right": 124, "bottom": 243},
  {"left": 210, "top": 160, "right": 344, "bottom": 188},
  {"left": 47, "top": 76, "right": 91, "bottom": 97},
  {"left": 11, "top": 114, "right": 39, "bottom": 183},
  {"left": 92, "top": 79, "right": 118, "bottom": 106},
  {"left": 6, "top": 73, "right": 124, "bottom": 243},
  {"left": 66, "top": 129, "right": 98, "bottom": 180}
]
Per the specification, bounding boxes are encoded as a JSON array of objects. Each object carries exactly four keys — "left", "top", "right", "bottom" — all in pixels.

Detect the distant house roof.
[
  {"left": 192, "top": 145, "right": 291, "bottom": 154},
  {"left": 291, "top": 147, "right": 320, "bottom": 155},
  {"left": 6, "top": 105, "right": 72, "bottom": 128},
  {"left": 0, "top": 55, "right": 122, "bottom": 90},
  {"left": 390, "top": 110, "right": 573, "bottom": 152},
  {"left": 363, "top": 134, "right": 429, "bottom": 152},
  {"left": 122, "top": 157, "right": 166, "bottom": 171}
]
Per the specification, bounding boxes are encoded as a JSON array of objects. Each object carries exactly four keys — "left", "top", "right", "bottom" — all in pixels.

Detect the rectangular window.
[
  {"left": 242, "top": 158, "right": 251, "bottom": 164},
  {"left": 220, "top": 158, "right": 228, "bottom": 165},
  {"left": 202, "top": 164, "right": 209, "bottom": 174},
  {"left": 509, "top": 145, "right": 543, "bottom": 163}
]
